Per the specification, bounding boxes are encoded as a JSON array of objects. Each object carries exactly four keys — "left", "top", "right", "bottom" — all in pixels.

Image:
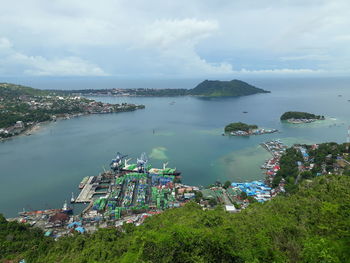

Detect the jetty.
[{"left": 74, "top": 176, "right": 95, "bottom": 203}]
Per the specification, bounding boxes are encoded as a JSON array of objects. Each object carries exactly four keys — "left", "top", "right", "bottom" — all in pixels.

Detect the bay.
[{"left": 1, "top": 77, "right": 350, "bottom": 217}]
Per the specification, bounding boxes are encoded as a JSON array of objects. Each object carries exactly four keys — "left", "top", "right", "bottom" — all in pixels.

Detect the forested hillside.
[{"left": 1, "top": 175, "right": 349, "bottom": 263}]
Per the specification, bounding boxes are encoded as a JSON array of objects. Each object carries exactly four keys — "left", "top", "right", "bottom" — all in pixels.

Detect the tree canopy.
[
  {"left": 280, "top": 111, "right": 324, "bottom": 120},
  {"left": 224, "top": 122, "right": 258, "bottom": 133}
]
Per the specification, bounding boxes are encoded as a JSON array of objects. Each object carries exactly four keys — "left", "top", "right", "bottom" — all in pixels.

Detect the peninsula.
[
  {"left": 62, "top": 79, "right": 270, "bottom": 98},
  {"left": 280, "top": 111, "right": 325, "bottom": 124},
  {"left": 0, "top": 83, "right": 145, "bottom": 140},
  {"left": 224, "top": 122, "right": 277, "bottom": 136}
]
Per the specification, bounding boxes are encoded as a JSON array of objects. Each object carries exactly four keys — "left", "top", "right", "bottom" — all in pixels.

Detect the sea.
[{"left": 1, "top": 77, "right": 349, "bottom": 217}]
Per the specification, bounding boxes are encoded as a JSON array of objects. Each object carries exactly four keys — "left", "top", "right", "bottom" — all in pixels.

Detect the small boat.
[
  {"left": 70, "top": 192, "right": 75, "bottom": 203},
  {"left": 242, "top": 111, "right": 248, "bottom": 113}
]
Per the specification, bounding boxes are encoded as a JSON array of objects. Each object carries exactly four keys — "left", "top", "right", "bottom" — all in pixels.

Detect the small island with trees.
[
  {"left": 224, "top": 122, "right": 278, "bottom": 136},
  {"left": 280, "top": 111, "right": 325, "bottom": 124}
]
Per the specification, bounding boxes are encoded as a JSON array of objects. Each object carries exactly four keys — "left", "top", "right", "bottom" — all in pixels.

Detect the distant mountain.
[
  {"left": 189, "top": 79, "right": 270, "bottom": 97},
  {"left": 59, "top": 79, "right": 270, "bottom": 97}
]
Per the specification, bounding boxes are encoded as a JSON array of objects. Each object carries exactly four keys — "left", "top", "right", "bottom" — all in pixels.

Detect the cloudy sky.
[{"left": 0, "top": 0, "right": 350, "bottom": 78}]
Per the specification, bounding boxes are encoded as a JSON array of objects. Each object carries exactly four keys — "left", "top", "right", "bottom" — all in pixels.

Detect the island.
[
  {"left": 224, "top": 122, "right": 277, "bottom": 136},
  {"left": 59, "top": 79, "right": 270, "bottom": 98},
  {"left": 280, "top": 111, "right": 325, "bottom": 124},
  {"left": 0, "top": 83, "right": 145, "bottom": 140},
  {"left": 190, "top": 79, "right": 269, "bottom": 97}
]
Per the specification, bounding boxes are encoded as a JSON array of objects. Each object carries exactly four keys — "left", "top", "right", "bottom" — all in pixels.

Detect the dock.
[{"left": 74, "top": 176, "right": 95, "bottom": 203}]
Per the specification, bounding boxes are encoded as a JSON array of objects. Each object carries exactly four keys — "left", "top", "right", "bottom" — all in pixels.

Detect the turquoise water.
[{"left": 1, "top": 78, "right": 350, "bottom": 217}]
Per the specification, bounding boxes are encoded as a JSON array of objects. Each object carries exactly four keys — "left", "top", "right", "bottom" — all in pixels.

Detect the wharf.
[{"left": 74, "top": 176, "right": 96, "bottom": 203}]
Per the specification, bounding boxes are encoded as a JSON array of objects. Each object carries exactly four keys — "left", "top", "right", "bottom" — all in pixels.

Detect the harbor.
[
  {"left": 7, "top": 140, "right": 290, "bottom": 238},
  {"left": 9, "top": 152, "right": 201, "bottom": 238}
]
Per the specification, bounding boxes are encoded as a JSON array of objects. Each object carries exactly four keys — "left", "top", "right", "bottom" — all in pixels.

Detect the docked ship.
[
  {"left": 19, "top": 201, "right": 73, "bottom": 216},
  {"left": 79, "top": 176, "right": 89, "bottom": 189},
  {"left": 62, "top": 200, "right": 73, "bottom": 215},
  {"left": 110, "top": 153, "right": 181, "bottom": 176},
  {"left": 148, "top": 162, "right": 181, "bottom": 176}
]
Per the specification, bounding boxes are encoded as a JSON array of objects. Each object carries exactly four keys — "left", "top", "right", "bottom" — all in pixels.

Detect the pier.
[{"left": 74, "top": 176, "right": 95, "bottom": 203}]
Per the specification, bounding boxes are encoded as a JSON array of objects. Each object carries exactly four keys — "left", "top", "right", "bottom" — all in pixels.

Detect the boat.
[
  {"left": 70, "top": 192, "right": 75, "bottom": 203},
  {"left": 79, "top": 176, "right": 89, "bottom": 189},
  {"left": 62, "top": 200, "right": 73, "bottom": 215},
  {"left": 19, "top": 208, "right": 61, "bottom": 217},
  {"left": 148, "top": 162, "right": 181, "bottom": 176}
]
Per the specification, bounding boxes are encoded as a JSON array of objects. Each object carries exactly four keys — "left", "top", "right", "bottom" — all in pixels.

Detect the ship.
[
  {"left": 19, "top": 208, "right": 61, "bottom": 217},
  {"left": 110, "top": 153, "right": 181, "bottom": 176},
  {"left": 79, "top": 176, "right": 89, "bottom": 189},
  {"left": 70, "top": 192, "right": 75, "bottom": 203},
  {"left": 62, "top": 200, "right": 73, "bottom": 215},
  {"left": 18, "top": 200, "right": 73, "bottom": 216},
  {"left": 148, "top": 162, "right": 181, "bottom": 176}
]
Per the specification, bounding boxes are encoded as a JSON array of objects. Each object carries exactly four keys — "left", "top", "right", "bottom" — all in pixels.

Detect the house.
[{"left": 14, "top": 121, "right": 24, "bottom": 129}]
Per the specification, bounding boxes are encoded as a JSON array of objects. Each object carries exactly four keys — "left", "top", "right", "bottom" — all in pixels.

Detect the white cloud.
[
  {"left": 238, "top": 68, "right": 325, "bottom": 75},
  {"left": 140, "top": 19, "right": 218, "bottom": 49},
  {"left": 130, "top": 18, "right": 234, "bottom": 76},
  {"left": 0, "top": 1, "right": 350, "bottom": 77},
  {"left": 0, "top": 37, "right": 107, "bottom": 76}
]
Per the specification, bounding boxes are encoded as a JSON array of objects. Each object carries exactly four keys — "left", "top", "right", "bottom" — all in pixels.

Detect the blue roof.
[
  {"left": 68, "top": 222, "right": 82, "bottom": 228},
  {"left": 75, "top": 226, "right": 85, "bottom": 233}
]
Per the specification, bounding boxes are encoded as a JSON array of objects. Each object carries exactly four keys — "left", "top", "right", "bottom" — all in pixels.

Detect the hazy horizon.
[{"left": 1, "top": 76, "right": 350, "bottom": 90}]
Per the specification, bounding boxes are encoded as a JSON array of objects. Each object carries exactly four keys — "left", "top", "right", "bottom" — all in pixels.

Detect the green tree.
[{"left": 223, "top": 180, "right": 231, "bottom": 189}]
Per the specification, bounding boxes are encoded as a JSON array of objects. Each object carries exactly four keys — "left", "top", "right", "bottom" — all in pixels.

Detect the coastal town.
[{"left": 0, "top": 83, "right": 145, "bottom": 139}]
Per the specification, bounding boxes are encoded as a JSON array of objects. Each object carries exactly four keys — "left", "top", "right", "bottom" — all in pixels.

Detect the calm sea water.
[{"left": 1, "top": 77, "right": 350, "bottom": 217}]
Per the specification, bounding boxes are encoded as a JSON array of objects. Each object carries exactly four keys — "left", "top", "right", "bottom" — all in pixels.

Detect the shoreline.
[{"left": 0, "top": 108, "right": 143, "bottom": 143}]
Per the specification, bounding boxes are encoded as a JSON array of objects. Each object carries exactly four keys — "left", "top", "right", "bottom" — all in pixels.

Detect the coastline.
[{"left": 0, "top": 108, "right": 144, "bottom": 143}]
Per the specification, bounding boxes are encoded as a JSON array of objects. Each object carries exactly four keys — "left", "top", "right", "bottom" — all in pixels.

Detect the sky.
[{"left": 0, "top": 0, "right": 350, "bottom": 78}]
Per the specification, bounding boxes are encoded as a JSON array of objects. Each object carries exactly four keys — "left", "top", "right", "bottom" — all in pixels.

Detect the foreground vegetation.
[{"left": 1, "top": 175, "right": 350, "bottom": 262}]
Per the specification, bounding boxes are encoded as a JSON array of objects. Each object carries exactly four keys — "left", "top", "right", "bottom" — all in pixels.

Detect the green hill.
[
  {"left": 189, "top": 79, "right": 270, "bottom": 97},
  {"left": 0, "top": 83, "right": 53, "bottom": 98},
  {"left": 1, "top": 175, "right": 349, "bottom": 263}
]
